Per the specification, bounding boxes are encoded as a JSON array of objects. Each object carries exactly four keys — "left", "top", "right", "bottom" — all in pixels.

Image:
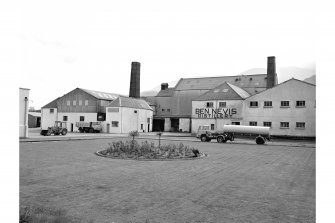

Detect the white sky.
[{"left": 18, "top": 0, "right": 316, "bottom": 109}]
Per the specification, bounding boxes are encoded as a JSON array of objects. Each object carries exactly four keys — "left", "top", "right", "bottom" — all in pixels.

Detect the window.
[
  {"left": 73, "top": 100, "right": 76, "bottom": 106},
  {"left": 167, "top": 109, "right": 171, "bottom": 112},
  {"left": 296, "top": 101, "right": 305, "bottom": 107},
  {"left": 280, "top": 122, "right": 289, "bottom": 128},
  {"left": 263, "top": 122, "right": 272, "bottom": 127},
  {"left": 206, "top": 102, "right": 213, "bottom": 108},
  {"left": 80, "top": 116, "right": 84, "bottom": 121},
  {"left": 264, "top": 101, "right": 272, "bottom": 107},
  {"left": 112, "top": 121, "right": 119, "bottom": 127},
  {"left": 249, "top": 121, "right": 257, "bottom": 126},
  {"left": 134, "top": 110, "right": 138, "bottom": 113},
  {"left": 50, "top": 109, "right": 54, "bottom": 114},
  {"left": 231, "top": 122, "right": 240, "bottom": 125},
  {"left": 281, "top": 101, "right": 290, "bottom": 107},
  {"left": 211, "top": 124, "right": 215, "bottom": 130},
  {"left": 250, "top": 101, "right": 258, "bottom": 107},
  {"left": 147, "top": 118, "right": 150, "bottom": 123},
  {"left": 79, "top": 100, "right": 82, "bottom": 106},
  {"left": 219, "top": 102, "right": 226, "bottom": 107},
  {"left": 85, "top": 100, "right": 88, "bottom": 106},
  {"left": 63, "top": 116, "right": 68, "bottom": 121},
  {"left": 67, "top": 100, "right": 70, "bottom": 106},
  {"left": 296, "top": 122, "right": 305, "bottom": 128},
  {"left": 141, "top": 124, "right": 143, "bottom": 130},
  {"left": 162, "top": 109, "right": 165, "bottom": 112}
]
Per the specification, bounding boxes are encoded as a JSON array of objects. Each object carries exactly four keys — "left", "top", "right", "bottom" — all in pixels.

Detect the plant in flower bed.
[{"left": 98, "top": 140, "right": 203, "bottom": 159}]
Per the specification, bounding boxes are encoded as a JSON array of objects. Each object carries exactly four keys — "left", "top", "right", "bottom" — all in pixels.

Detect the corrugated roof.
[
  {"left": 174, "top": 74, "right": 267, "bottom": 91},
  {"left": 80, "top": 88, "right": 120, "bottom": 100},
  {"left": 108, "top": 96, "right": 153, "bottom": 110},
  {"left": 156, "top": 88, "right": 175, "bottom": 97},
  {"left": 194, "top": 82, "right": 250, "bottom": 101}
]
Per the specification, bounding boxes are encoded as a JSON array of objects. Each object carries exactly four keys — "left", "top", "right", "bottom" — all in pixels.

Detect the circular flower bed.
[{"left": 96, "top": 140, "right": 207, "bottom": 160}]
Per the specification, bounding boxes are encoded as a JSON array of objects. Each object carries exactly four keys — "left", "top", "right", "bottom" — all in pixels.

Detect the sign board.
[{"left": 194, "top": 108, "right": 237, "bottom": 118}]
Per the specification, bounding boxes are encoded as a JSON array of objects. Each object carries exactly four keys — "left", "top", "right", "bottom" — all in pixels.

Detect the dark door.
[
  {"left": 71, "top": 123, "right": 74, "bottom": 132},
  {"left": 153, "top": 119, "right": 164, "bottom": 132},
  {"left": 171, "top": 118, "right": 179, "bottom": 132},
  {"left": 107, "top": 124, "right": 110, "bottom": 133},
  {"left": 148, "top": 124, "right": 150, "bottom": 132}
]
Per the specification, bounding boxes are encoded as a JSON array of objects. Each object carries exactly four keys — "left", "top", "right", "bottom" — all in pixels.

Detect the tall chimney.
[
  {"left": 129, "top": 62, "right": 141, "bottom": 98},
  {"left": 267, "top": 56, "right": 277, "bottom": 89}
]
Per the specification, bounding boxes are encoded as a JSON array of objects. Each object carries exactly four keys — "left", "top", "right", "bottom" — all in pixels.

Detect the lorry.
[
  {"left": 76, "top": 121, "right": 102, "bottom": 133},
  {"left": 40, "top": 121, "right": 68, "bottom": 136},
  {"left": 196, "top": 124, "right": 270, "bottom": 145}
]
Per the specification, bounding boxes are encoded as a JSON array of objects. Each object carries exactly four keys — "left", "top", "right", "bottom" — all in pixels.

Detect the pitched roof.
[
  {"left": 246, "top": 78, "right": 316, "bottom": 100},
  {"left": 194, "top": 82, "right": 250, "bottom": 101},
  {"left": 42, "top": 97, "right": 59, "bottom": 108},
  {"left": 156, "top": 88, "right": 175, "bottom": 97},
  {"left": 80, "top": 88, "right": 120, "bottom": 100},
  {"left": 174, "top": 74, "right": 267, "bottom": 91},
  {"left": 108, "top": 96, "right": 153, "bottom": 110},
  {"left": 141, "top": 96, "right": 156, "bottom": 106}
]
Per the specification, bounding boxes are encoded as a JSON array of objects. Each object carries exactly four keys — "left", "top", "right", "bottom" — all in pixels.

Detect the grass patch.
[
  {"left": 98, "top": 140, "right": 202, "bottom": 159},
  {"left": 19, "top": 205, "right": 85, "bottom": 223}
]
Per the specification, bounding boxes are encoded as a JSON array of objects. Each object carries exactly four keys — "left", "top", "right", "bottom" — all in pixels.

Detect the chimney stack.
[
  {"left": 161, "top": 83, "right": 169, "bottom": 90},
  {"left": 267, "top": 56, "right": 277, "bottom": 89},
  {"left": 129, "top": 62, "right": 141, "bottom": 98}
]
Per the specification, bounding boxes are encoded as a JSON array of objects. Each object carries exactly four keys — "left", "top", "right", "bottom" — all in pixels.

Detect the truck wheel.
[
  {"left": 201, "top": 135, "right": 207, "bottom": 142},
  {"left": 89, "top": 128, "right": 94, "bottom": 133},
  {"left": 217, "top": 136, "right": 227, "bottom": 143},
  {"left": 256, "top": 136, "right": 265, "bottom": 145},
  {"left": 61, "top": 129, "right": 68, "bottom": 136},
  {"left": 79, "top": 128, "right": 84, "bottom": 133}
]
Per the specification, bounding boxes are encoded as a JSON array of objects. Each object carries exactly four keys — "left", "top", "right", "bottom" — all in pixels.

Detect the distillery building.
[
  {"left": 41, "top": 61, "right": 153, "bottom": 134},
  {"left": 152, "top": 56, "right": 278, "bottom": 132}
]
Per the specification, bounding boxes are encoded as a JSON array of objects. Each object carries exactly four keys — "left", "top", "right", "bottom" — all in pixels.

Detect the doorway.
[
  {"left": 71, "top": 123, "right": 74, "bottom": 132},
  {"left": 171, "top": 118, "right": 179, "bottom": 132},
  {"left": 107, "top": 123, "right": 110, "bottom": 133},
  {"left": 153, "top": 119, "right": 164, "bottom": 132}
]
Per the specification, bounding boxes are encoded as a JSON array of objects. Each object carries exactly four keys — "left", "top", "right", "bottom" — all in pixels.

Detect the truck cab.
[{"left": 196, "top": 125, "right": 214, "bottom": 142}]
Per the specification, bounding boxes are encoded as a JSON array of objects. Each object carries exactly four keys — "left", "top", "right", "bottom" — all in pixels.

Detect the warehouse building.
[
  {"left": 242, "top": 78, "right": 315, "bottom": 137},
  {"left": 41, "top": 61, "right": 153, "bottom": 134},
  {"left": 152, "top": 56, "right": 278, "bottom": 132},
  {"left": 41, "top": 88, "right": 120, "bottom": 132}
]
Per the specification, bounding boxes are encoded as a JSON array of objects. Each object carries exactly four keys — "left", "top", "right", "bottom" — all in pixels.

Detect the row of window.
[
  {"left": 161, "top": 108, "right": 171, "bottom": 112},
  {"left": 111, "top": 121, "right": 146, "bottom": 130},
  {"left": 206, "top": 102, "right": 226, "bottom": 108},
  {"left": 249, "top": 121, "right": 305, "bottom": 129},
  {"left": 62, "top": 116, "right": 85, "bottom": 121},
  {"left": 66, "top": 100, "right": 89, "bottom": 106},
  {"left": 249, "top": 100, "right": 306, "bottom": 108}
]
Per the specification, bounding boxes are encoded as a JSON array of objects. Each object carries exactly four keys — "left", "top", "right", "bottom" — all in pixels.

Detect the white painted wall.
[
  {"left": 106, "top": 107, "right": 153, "bottom": 134},
  {"left": 19, "top": 88, "right": 30, "bottom": 138},
  {"left": 41, "top": 108, "right": 58, "bottom": 130},
  {"left": 243, "top": 79, "right": 316, "bottom": 137},
  {"left": 179, "top": 118, "right": 190, "bottom": 132},
  {"left": 58, "top": 112, "right": 98, "bottom": 132},
  {"left": 164, "top": 118, "right": 171, "bottom": 132},
  {"left": 191, "top": 100, "right": 244, "bottom": 133}
]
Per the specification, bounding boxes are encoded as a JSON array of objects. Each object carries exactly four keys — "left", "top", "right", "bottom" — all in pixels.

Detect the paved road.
[{"left": 20, "top": 138, "right": 315, "bottom": 223}]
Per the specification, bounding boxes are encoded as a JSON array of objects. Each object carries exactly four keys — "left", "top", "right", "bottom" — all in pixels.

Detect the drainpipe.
[{"left": 24, "top": 97, "right": 28, "bottom": 138}]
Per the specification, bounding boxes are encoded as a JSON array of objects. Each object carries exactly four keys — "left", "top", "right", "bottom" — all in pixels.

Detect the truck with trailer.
[
  {"left": 196, "top": 124, "right": 271, "bottom": 145},
  {"left": 75, "top": 121, "right": 102, "bottom": 133}
]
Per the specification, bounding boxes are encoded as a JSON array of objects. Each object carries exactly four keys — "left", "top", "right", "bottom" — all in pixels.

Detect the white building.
[
  {"left": 19, "top": 88, "right": 30, "bottom": 138},
  {"left": 243, "top": 78, "right": 316, "bottom": 137},
  {"left": 191, "top": 82, "right": 250, "bottom": 132},
  {"left": 106, "top": 96, "right": 153, "bottom": 133},
  {"left": 191, "top": 78, "right": 316, "bottom": 137}
]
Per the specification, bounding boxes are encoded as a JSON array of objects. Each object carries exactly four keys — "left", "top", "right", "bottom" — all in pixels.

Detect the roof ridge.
[{"left": 179, "top": 74, "right": 267, "bottom": 80}]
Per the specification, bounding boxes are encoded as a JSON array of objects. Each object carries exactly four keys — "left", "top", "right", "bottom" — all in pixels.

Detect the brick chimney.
[
  {"left": 267, "top": 56, "right": 277, "bottom": 89},
  {"left": 161, "top": 83, "right": 169, "bottom": 90},
  {"left": 129, "top": 62, "right": 141, "bottom": 98}
]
